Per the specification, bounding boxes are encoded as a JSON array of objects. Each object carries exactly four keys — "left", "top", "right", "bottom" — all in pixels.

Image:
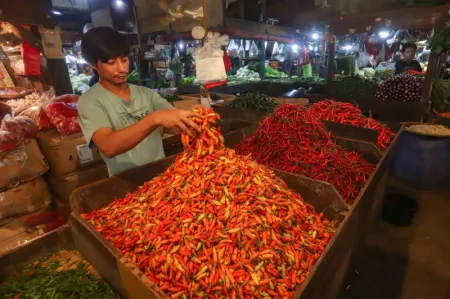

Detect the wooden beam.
[{"left": 326, "top": 34, "right": 336, "bottom": 94}]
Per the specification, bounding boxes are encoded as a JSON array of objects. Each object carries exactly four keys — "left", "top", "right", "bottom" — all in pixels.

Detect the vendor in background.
[
  {"left": 394, "top": 43, "right": 422, "bottom": 75},
  {"left": 78, "top": 27, "right": 202, "bottom": 176}
]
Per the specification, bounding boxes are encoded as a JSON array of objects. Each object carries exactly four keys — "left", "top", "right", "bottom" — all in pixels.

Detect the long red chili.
[
  {"left": 235, "top": 104, "right": 375, "bottom": 205},
  {"left": 308, "top": 100, "right": 396, "bottom": 151}
]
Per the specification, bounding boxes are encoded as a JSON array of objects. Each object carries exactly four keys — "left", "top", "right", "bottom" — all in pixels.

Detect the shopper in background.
[
  {"left": 78, "top": 27, "right": 202, "bottom": 176},
  {"left": 394, "top": 43, "right": 422, "bottom": 75}
]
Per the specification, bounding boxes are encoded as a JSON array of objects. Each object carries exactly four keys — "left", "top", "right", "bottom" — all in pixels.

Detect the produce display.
[
  {"left": 309, "top": 100, "right": 396, "bottom": 151},
  {"left": 0, "top": 249, "right": 120, "bottom": 298},
  {"left": 405, "top": 124, "right": 450, "bottom": 137},
  {"left": 356, "top": 67, "right": 375, "bottom": 78},
  {"left": 429, "top": 22, "right": 450, "bottom": 56},
  {"left": 163, "top": 95, "right": 183, "bottom": 102},
  {"left": 235, "top": 104, "right": 375, "bottom": 204},
  {"left": 6, "top": 90, "right": 55, "bottom": 114},
  {"left": 83, "top": 108, "right": 337, "bottom": 298},
  {"left": 181, "top": 76, "right": 197, "bottom": 85},
  {"left": 0, "top": 88, "right": 28, "bottom": 98},
  {"left": 70, "top": 74, "right": 91, "bottom": 95},
  {"left": 375, "top": 74, "right": 423, "bottom": 102},
  {"left": 431, "top": 79, "right": 450, "bottom": 113},
  {"left": 331, "top": 75, "right": 379, "bottom": 100},
  {"left": 228, "top": 66, "right": 261, "bottom": 82},
  {"left": 266, "top": 66, "right": 288, "bottom": 78},
  {"left": 19, "top": 106, "right": 54, "bottom": 131},
  {"left": 373, "top": 69, "right": 394, "bottom": 81},
  {"left": 44, "top": 102, "right": 81, "bottom": 136},
  {"left": 227, "top": 93, "right": 279, "bottom": 113},
  {"left": 0, "top": 115, "right": 39, "bottom": 142}
]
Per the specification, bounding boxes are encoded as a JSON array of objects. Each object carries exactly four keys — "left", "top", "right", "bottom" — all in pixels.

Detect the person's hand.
[
  {"left": 188, "top": 104, "right": 207, "bottom": 111},
  {"left": 153, "top": 109, "right": 203, "bottom": 138}
]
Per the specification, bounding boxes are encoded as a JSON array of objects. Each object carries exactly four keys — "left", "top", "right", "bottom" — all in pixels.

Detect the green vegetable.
[
  {"left": 163, "top": 95, "right": 183, "bottom": 102},
  {"left": 431, "top": 79, "right": 450, "bottom": 113},
  {"left": 247, "top": 61, "right": 261, "bottom": 72},
  {"left": 127, "top": 70, "right": 140, "bottom": 82},
  {"left": 331, "top": 75, "right": 379, "bottom": 100},
  {"left": 429, "top": 22, "right": 450, "bottom": 56},
  {"left": 266, "top": 66, "right": 288, "bottom": 78},
  {"left": 0, "top": 250, "right": 119, "bottom": 299},
  {"left": 180, "top": 76, "right": 197, "bottom": 85},
  {"left": 227, "top": 93, "right": 279, "bottom": 113}
]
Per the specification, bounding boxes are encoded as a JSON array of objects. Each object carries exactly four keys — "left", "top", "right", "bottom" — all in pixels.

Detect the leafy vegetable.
[
  {"left": 227, "top": 93, "right": 279, "bottom": 113},
  {"left": 331, "top": 75, "right": 379, "bottom": 100},
  {"left": 0, "top": 249, "right": 119, "bottom": 299},
  {"left": 429, "top": 22, "right": 450, "bottom": 56},
  {"left": 163, "top": 95, "right": 182, "bottom": 102},
  {"left": 127, "top": 70, "right": 140, "bottom": 82},
  {"left": 266, "top": 66, "right": 287, "bottom": 78},
  {"left": 180, "top": 76, "right": 197, "bottom": 85},
  {"left": 247, "top": 61, "right": 261, "bottom": 72},
  {"left": 431, "top": 79, "right": 450, "bottom": 113}
]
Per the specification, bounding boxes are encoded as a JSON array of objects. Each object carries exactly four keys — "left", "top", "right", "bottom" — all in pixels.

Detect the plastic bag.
[
  {"left": 272, "top": 42, "right": 280, "bottom": 57},
  {"left": 249, "top": 41, "right": 259, "bottom": 57},
  {"left": 44, "top": 102, "right": 81, "bottom": 135},
  {"left": 227, "top": 40, "right": 238, "bottom": 58},
  {"left": 237, "top": 40, "right": 245, "bottom": 58},
  {"left": 21, "top": 40, "right": 41, "bottom": 76},
  {"left": 0, "top": 130, "right": 22, "bottom": 151},
  {"left": 195, "top": 32, "right": 228, "bottom": 84},
  {"left": 19, "top": 106, "right": 54, "bottom": 131},
  {"left": 1, "top": 115, "right": 39, "bottom": 140},
  {"left": 52, "top": 93, "right": 79, "bottom": 104}
]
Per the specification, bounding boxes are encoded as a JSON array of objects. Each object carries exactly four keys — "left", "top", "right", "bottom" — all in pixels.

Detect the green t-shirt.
[{"left": 77, "top": 83, "right": 175, "bottom": 176}]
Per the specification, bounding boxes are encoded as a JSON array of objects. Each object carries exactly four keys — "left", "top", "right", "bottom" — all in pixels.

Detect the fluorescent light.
[
  {"left": 308, "top": 45, "right": 313, "bottom": 51},
  {"left": 312, "top": 33, "right": 319, "bottom": 40},
  {"left": 378, "top": 31, "right": 390, "bottom": 39},
  {"left": 116, "top": 0, "right": 125, "bottom": 7},
  {"left": 342, "top": 45, "right": 352, "bottom": 51},
  {"left": 52, "top": 10, "right": 62, "bottom": 15},
  {"left": 178, "top": 41, "right": 184, "bottom": 49},
  {"left": 291, "top": 44, "right": 299, "bottom": 51}
]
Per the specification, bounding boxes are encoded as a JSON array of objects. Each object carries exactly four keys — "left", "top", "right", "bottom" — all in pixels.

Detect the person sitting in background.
[{"left": 394, "top": 43, "right": 422, "bottom": 75}]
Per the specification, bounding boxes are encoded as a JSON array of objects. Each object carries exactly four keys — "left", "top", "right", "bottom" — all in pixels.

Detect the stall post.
[
  {"left": 260, "top": 40, "right": 266, "bottom": 80},
  {"left": 325, "top": 31, "right": 336, "bottom": 94}
]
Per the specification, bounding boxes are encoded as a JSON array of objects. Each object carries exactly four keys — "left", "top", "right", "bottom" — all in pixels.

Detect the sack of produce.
[
  {"left": 0, "top": 139, "right": 49, "bottom": 191},
  {"left": 0, "top": 115, "right": 39, "bottom": 140},
  {"left": 52, "top": 94, "right": 79, "bottom": 104},
  {"left": 0, "top": 177, "right": 51, "bottom": 220},
  {"left": 5, "top": 91, "right": 54, "bottom": 114},
  {"left": 0, "top": 130, "right": 22, "bottom": 151},
  {"left": 44, "top": 102, "right": 81, "bottom": 136},
  {"left": 19, "top": 106, "right": 54, "bottom": 131}
]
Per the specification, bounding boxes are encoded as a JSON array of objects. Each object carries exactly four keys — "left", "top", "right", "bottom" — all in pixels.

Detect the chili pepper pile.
[
  {"left": 227, "top": 93, "right": 279, "bottom": 114},
  {"left": 309, "top": 100, "right": 396, "bottom": 151},
  {"left": 235, "top": 104, "right": 375, "bottom": 204},
  {"left": 82, "top": 107, "right": 337, "bottom": 299}
]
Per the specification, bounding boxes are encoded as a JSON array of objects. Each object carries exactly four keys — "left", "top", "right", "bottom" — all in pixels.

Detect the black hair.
[
  {"left": 401, "top": 43, "right": 417, "bottom": 53},
  {"left": 81, "top": 27, "right": 129, "bottom": 65}
]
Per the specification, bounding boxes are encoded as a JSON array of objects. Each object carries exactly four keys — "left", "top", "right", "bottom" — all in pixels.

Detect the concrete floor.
[{"left": 338, "top": 179, "right": 450, "bottom": 299}]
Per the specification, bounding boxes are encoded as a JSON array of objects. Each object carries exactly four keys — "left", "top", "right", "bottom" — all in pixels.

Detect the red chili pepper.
[
  {"left": 235, "top": 104, "right": 375, "bottom": 204},
  {"left": 308, "top": 100, "right": 396, "bottom": 151}
]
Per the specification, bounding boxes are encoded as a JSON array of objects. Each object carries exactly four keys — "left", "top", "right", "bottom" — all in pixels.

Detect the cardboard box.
[
  {"left": 48, "top": 164, "right": 109, "bottom": 203},
  {"left": 38, "top": 129, "right": 103, "bottom": 176},
  {"left": 0, "top": 219, "right": 43, "bottom": 256},
  {"left": 177, "top": 93, "right": 237, "bottom": 108},
  {"left": 172, "top": 98, "right": 200, "bottom": 110},
  {"left": 0, "top": 139, "right": 49, "bottom": 191},
  {"left": 0, "top": 177, "right": 51, "bottom": 220}
]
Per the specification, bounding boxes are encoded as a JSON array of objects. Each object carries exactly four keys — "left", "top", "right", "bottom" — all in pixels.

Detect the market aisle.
[{"left": 338, "top": 180, "right": 450, "bottom": 299}]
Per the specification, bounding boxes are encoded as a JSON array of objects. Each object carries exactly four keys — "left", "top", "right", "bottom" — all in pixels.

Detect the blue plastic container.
[{"left": 392, "top": 131, "right": 450, "bottom": 188}]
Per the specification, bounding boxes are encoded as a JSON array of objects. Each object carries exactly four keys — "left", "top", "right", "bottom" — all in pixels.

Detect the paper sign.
[{"left": 76, "top": 144, "right": 94, "bottom": 164}]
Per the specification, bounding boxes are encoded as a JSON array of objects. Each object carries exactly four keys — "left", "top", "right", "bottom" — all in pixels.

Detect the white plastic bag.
[
  {"left": 195, "top": 32, "right": 228, "bottom": 84},
  {"left": 249, "top": 41, "right": 259, "bottom": 57},
  {"left": 238, "top": 40, "right": 245, "bottom": 58},
  {"left": 245, "top": 40, "right": 251, "bottom": 51},
  {"left": 272, "top": 42, "right": 280, "bottom": 57},
  {"left": 227, "top": 40, "right": 238, "bottom": 58}
]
